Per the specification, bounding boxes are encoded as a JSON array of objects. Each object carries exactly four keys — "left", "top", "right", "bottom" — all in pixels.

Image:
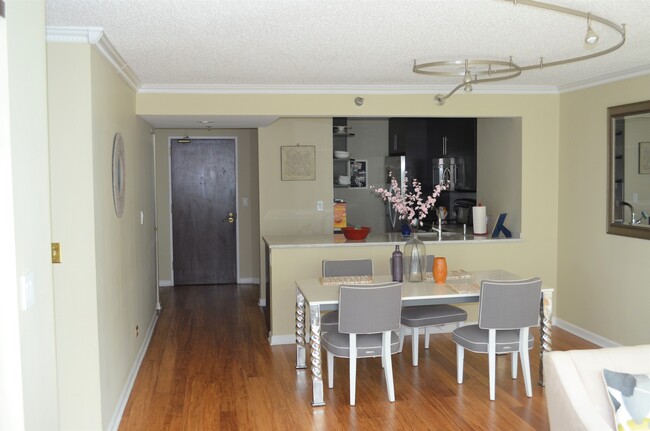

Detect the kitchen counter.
[
  {"left": 262, "top": 230, "right": 522, "bottom": 345},
  {"left": 264, "top": 230, "right": 521, "bottom": 248}
]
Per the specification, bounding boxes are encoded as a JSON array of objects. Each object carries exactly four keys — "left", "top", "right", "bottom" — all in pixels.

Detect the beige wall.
[
  {"left": 90, "top": 48, "right": 157, "bottom": 429},
  {"left": 558, "top": 74, "right": 650, "bottom": 346},
  {"left": 477, "top": 118, "right": 523, "bottom": 235},
  {"left": 153, "top": 128, "right": 260, "bottom": 285},
  {"left": 48, "top": 41, "right": 157, "bottom": 429},
  {"left": 198, "top": 93, "right": 561, "bottom": 339},
  {"left": 3, "top": 1, "right": 59, "bottom": 429}
]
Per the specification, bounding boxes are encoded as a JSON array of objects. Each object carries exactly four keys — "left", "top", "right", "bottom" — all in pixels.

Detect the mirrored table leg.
[
  {"left": 309, "top": 303, "right": 325, "bottom": 406},
  {"left": 296, "top": 289, "right": 306, "bottom": 369},
  {"left": 538, "top": 291, "right": 553, "bottom": 386}
]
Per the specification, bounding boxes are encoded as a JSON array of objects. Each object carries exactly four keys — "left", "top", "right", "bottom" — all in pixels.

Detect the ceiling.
[{"left": 45, "top": 0, "right": 650, "bottom": 128}]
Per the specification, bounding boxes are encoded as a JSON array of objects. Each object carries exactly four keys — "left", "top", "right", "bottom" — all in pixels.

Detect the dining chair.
[
  {"left": 321, "top": 259, "right": 374, "bottom": 332},
  {"left": 398, "top": 255, "right": 468, "bottom": 366},
  {"left": 321, "top": 282, "right": 403, "bottom": 406},
  {"left": 452, "top": 277, "right": 542, "bottom": 400}
]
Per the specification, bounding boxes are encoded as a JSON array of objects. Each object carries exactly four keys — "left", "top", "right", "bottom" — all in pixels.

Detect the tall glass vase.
[{"left": 403, "top": 233, "right": 426, "bottom": 282}]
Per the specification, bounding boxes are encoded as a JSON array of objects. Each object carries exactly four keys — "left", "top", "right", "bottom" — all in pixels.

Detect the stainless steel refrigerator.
[{"left": 384, "top": 156, "right": 406, "bottom": 232}]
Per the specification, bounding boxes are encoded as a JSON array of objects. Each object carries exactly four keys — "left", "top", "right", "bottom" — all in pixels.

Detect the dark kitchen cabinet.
[
  {"left": 388, "top": 118, "right": 429, "bottom": 184},
  {"left": 429, "top": 118, "right": 477, "bottom": 191},
  {"left": 388, "top": 117, "right": 477, "bottom": 191}
]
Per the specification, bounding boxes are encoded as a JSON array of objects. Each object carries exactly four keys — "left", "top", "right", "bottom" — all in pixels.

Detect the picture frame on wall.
[
  {"left": 639, "top": 142, "right": 650, "bottom": 174},
  {"left": 349, "top": 159, "right": 367, "bottom": 188},
  {"left": 281, "top": 145, "right": 316, "bottom": 181}
]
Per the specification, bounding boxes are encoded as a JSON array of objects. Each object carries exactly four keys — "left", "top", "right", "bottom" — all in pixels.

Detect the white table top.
[{"left": 296, "top": 270, "right": 552, "bottom": 308}]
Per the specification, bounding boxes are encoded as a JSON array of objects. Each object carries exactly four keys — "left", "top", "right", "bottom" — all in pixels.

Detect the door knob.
[{"left": 222, "top": 212, "right": 237, "bottom": 223}]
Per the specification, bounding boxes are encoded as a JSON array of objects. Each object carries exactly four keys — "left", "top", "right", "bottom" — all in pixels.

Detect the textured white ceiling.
[{"left": 46, "top": 0, "right": 650, "bottom": 92}]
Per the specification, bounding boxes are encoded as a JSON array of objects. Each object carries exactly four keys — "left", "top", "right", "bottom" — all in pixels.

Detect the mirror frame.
[{"left": 607, "top": 100, "right": 650, "bottom": 240}]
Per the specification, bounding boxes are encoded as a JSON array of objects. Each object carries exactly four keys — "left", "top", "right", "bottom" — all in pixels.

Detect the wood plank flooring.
[{"left": 119, "top": 284, "right": 597, "bottom": 430}]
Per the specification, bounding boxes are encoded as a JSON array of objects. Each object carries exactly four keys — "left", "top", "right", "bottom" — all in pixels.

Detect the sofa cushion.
[{"left": 602, "top": 369, "right": 650, "bottom": 429}]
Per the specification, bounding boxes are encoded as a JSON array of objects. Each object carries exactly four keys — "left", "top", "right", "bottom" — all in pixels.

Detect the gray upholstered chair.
[
  {"left": 321, "top": 259, "right": 374, "bottom": 332},
  {"left": 321, "top": 282, "right": 403, "bottom": 406},
  {"left": 452, "top": 277, "right": 542, "bottom": 400},
  {"left": 399, "top": 255, "right": 468, "bottom": 366}
]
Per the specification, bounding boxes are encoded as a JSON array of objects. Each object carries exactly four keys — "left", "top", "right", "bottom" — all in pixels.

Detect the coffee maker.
[{"left": 454, "top": 198, "right": 476, "bottom": 225}]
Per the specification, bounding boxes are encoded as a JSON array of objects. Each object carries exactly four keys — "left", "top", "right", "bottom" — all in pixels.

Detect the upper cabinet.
[
  {"left": 388, "top": 118, "right": 477, "bottom": 191},
  {"left": 429, "top": 118, "right": 477, "bottom": 191},
  {"left": 388, "top": 118, "right": 429, "bottom": 184}
]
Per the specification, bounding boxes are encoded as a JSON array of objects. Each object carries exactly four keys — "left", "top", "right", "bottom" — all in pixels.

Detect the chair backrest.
[
  {"left": 478, "top": 277, "right": 542, "bottom": 330},
  {"left": 322, "top": 259, "right": 373, "bottom": 277},
  {"left": 338, "top": 283, "right": 402, "bottom": 335}
]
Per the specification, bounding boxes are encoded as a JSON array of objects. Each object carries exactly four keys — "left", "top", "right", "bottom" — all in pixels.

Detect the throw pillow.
[{"left": 602, "top": 368, "right": 650, "bottom": 430}]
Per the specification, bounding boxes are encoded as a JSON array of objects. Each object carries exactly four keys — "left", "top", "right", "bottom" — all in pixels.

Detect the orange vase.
[{"left": 433, "top": 257, "right": 447, "bottom": 284}]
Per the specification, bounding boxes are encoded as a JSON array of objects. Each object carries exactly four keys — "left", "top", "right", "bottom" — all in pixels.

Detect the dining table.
[{"left": 294, "top": 269, "right": 554, "bottom": 406}]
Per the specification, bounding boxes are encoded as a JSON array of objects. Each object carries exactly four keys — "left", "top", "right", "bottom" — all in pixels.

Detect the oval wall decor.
[{"left": 112, "top": 133, "right": 126, "bottom": 217}]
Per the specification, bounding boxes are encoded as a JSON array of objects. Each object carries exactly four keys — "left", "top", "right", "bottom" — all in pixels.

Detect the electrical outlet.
[{"left": 135, "top": 325, "right": 139, "bottom": 337}]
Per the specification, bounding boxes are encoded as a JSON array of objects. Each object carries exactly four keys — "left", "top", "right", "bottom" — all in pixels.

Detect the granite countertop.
[{"left": 264, "top": 230, "right": 521, "bottom": 248}]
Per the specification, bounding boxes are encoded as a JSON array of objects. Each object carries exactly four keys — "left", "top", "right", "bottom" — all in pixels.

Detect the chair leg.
[
  {"left": 399, "top": 325, "right": 405, "bottom": 353},
  {"left": 520, "top": 328, "right": 533, "bottom": 397},
  {"left": 424, "top": 326, "right": 431, "bottom": 349},
  {"left": 349, "top": 334, "right": 357, "bottom": 406},
  {"left": 328, "top": 351, "right": 334, "bottom": 389},
  {"left": 511, "top": 351, "right": 518, "bottom": 379},
  {"left": 411, "top": 327, "right": 419, "bottom": 366},
  {"left": 488, "top": 329, "right": 496, "bottom": 401},
  {"left": 456, "top": 344, "right": 464, "bottom": 384},
  {"left": 383, "top": 332, "right": 395, "bottom": 402}
]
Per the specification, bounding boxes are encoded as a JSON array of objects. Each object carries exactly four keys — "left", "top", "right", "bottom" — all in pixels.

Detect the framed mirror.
[{"left": 607, "top": 100, "right": 650, "bottom": 240}]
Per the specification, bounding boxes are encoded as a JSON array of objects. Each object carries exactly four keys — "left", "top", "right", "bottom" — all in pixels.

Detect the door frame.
[{"left": 166, "top": 135, "right": 240, "bottom": 285}]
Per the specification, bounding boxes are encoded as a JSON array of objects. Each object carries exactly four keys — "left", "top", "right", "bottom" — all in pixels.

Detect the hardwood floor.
[{"left": 119, "top": 284, "right": 597, "bottom": 430}]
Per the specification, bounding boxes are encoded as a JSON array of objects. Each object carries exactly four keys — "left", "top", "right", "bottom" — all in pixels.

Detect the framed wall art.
[
  {"left": 281, "top": 145, "right": 315, "bottom": 181},
  {"left": 350, "top": 159, "right": 367, "bottom": 188},
  {"left": 639, "top": 142, "right": 650, "bottom": 174}
]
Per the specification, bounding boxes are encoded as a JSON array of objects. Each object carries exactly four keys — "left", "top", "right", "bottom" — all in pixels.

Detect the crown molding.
[
  {"left": 558, "top": 65, "right": 650, "bottom": 94},
  {"left": 137, "top": 83, "right": 560, "bottom": 95},
  {"left": 46, "top": 26, "right": 141, "bottom": 92}
]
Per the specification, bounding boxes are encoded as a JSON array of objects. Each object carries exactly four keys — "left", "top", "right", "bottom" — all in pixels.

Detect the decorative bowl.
[
  {"left": 334, "top": 150, "right": 350, "bottom": 159},
  {"left": 341, "top": 226, "right": 371, "bottom": 240}
]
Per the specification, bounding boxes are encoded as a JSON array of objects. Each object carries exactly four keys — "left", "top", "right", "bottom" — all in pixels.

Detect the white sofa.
[{"left": 543, "top": 345, "right": 650, "bottom": 431}]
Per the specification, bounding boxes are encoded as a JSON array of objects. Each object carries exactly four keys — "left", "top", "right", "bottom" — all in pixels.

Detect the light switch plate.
[
  {"left": 20, "top": 273, "right": 35, "bottom": 310},
  {"left": 317, "top": 200, "right": 323, "bottom": 211}
]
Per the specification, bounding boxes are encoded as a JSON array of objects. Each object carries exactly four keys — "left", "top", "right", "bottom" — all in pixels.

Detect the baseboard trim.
[
  {"left": 269, "top": 334, "right": 295, "bottom": 345},
  {"left": 553, "top": 318, "right": 621, "bottom": 348},
  {"left": 238, "top": 277, "right": 260, "bottom": 284},
  {"left": 107, "top": 309, "right": 159, "bottom": 431},
  {"left": 158, "top": 280, "right": 173, "bottom": 287}
]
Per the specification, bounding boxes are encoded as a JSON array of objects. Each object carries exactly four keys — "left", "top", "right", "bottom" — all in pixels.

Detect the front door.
[{"left": 171, "top": 138, "right": 237, "bottom": 285}]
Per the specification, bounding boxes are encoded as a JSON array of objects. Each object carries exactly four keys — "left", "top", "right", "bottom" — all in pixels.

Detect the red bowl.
[{"left": 341, "top": 226, "right": 371, "bottom": 240}]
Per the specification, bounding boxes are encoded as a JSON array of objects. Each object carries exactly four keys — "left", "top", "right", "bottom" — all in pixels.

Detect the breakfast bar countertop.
[{"left": 263, "top": 231, "right": 521, "bottom": 248}]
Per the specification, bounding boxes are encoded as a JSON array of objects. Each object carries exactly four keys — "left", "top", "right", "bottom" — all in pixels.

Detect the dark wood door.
[{"left": 171, "top": 138, "right": 236, "bottom": 285}]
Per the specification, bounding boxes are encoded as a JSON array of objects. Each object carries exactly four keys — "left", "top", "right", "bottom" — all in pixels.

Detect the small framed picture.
[
  {"left": 639, "top": 142, "right": 650, "bottom": 174},
  {"left": 349, "top": 159, "right": 367, "bottom": 188},
  {"left": 281, "top": 145, "right": 316, "bottom": 181}
]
